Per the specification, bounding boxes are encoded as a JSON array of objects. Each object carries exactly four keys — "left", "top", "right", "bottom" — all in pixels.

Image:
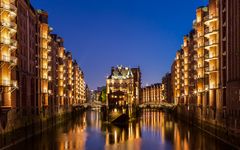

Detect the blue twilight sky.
[{"left": 31, "top": 0, "right": 208, "bottom": 90}]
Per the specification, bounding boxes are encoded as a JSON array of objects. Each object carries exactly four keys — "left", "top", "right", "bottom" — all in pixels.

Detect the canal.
[{"left": 9, "top": 110, "right": 235, "bottom": 150}]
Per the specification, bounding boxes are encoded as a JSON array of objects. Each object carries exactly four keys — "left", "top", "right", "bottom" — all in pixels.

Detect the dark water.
[{"left": 9, "top": 110, "right": 235, "bottom": 150}]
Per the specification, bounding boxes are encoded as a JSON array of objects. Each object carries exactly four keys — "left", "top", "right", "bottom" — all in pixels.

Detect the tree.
[{"left": 99, "top": 88, "right": 106, "bottom": 103}]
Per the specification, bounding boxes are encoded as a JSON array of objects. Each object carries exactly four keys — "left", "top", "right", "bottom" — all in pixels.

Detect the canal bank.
[
  {"left": 0, "top": 107, "right": 85, "bottom": 150},
  {"left": 174, "top": 105, "right": 240, "bottom": 149}
]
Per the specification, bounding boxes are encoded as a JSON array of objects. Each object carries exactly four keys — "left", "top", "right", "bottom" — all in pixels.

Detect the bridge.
[
  {"left": 72, "top": 101, "right": 176, "bottom": 110},
  {"left": 139, "top": 102, "right": 176, "bottom": 110},
  {"left": 72, "top": 101, "right": 176, "bottom": 123},
  {"left": 72, "top": 100, "right": 106, "bottom": 109}
]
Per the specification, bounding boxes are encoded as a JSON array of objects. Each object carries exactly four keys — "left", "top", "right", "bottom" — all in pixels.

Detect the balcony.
[
  {"left": 197, "top": 55, "right": 204, "bottom": 59},
  {"left": 42, "top": 75, "right": 48, "bottom": 80},
  {"left": 9, "top": 42, "right": 17, "bottom": 52},
  {"left": 193, "top": 34, "right": 197, "bottom": 39},
  {"left": 194, "top": 45, "right": 198, "bottom": 49},
  {"left": 10, "top": 56, "right": 17, "bottom": 65},
  {"left": 204, "top": 54, "right": 218, "bottom": 61},
  {"left": 48, "top": 66, "right": 52, "bottom": 71},
  {"left": 58, "top": 81, "right": 64, "bottom": 87},
  {"left": 1, "top": 20, "right": 17, "bottom": 32},
  {"left": 198, "top": 44, "right": 205, "bottom": 49},
  {"left": 0, "top": 37, "right": 17, "bottom": 47},
  {"left": 204, "top": 15, "right": 218, "bottom": 24},
  {"left": 205, "top": 40, "right": 218, "bottom": 49},
  {"left": 57, "top": 75, "right": 64, "bottom": 80},
  {"left": 0, "top": 55, "right": 9, "bottom": 62},
  {"left": 209, "top": 84, "right": 218, "bottom": 89},
  {"left": 10, "top": 39, "right": 17, "bottom": 47},
  {"left": 11, "top": 80, "right": 18, "bottom": 88},
  {"left": 40, "top": 45, "right": 50, "bottom": 51},
  {"left": 48, "top": 56, "right": 52, "bottom": 61},
  {"left": 40, "top": 46, "right": 48, "bottom": 52},
  {"left": 204, "top": 85, "right": 209, "bottom": 91},
  {"left": 205, "top": 67, "right": 218, "bottom": 74},
  {"left": 48, "top": 90, "right": 52, "bottom": 94},
  {"left": 193, "top": 56, "right": 197, "bottom": 61},
  {"left": 41, "top": 65, "right": 48, "bottom": 71},
  {"left": 0, "top": 55, "right": 17, "bottom": 66},
  {"left": 41, "top": 35, "right": 49, "bottom": 41},
  {"left": 0, "top": 79, "right": 17, "bottom": 88},
  {"left": 197, "top": 65, "right": 204, "bottom": 69},
  {"left": 197, "top": 76, "right": 204, "bottom": 81},
  {"left": 204, "top": 27, "right": 218, "bottom": 37},
  {"left": 0, "top": 79, "right": 10, "bottom": 86},
  {"left": 198, "top": 33, "right": 204, "bottom": 38},
  {"left": 42, "top": 89, "right": 48, "bottom": 94},
  {"left": 48, "top": 36, "right": 51, "bottom": 41},
  {"left": 184, "top": 54, "right": 188, "bottom": 58},
  {"left": 48, "top": 46, "right": 52, "bottom": 52},
  {"left": 0, "top": 2, "right": 17, "bottom": 15},
  {"left": 197, "top": 88, "right": 204, "bottom": 93},
  {"left": 41, "top": 55, "right": 48, "bottom": 60},
  {"left": 48, "top": 76, "right": 52, "bottom": 81}
]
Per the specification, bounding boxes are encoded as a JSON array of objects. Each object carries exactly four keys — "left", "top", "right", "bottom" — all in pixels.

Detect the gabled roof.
[{"left": 108, "top": 65, "right": 133, "bottom": 80}]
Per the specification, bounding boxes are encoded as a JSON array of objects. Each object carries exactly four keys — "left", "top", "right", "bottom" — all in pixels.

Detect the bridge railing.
[{"left": 139, "top": 102, "right": 176, "bottom": 109}]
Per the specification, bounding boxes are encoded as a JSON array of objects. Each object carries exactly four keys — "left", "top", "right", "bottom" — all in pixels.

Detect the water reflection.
[
  {"left": 10, "top": 110, "right": 235, "bottom": 150},
  {"left": 104, "top": 122, "right": 141, "bottom": 150}
]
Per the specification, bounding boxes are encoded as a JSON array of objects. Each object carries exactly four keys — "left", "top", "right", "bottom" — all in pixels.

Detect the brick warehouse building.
[
  {"left": 142, "top": 83, "right": 162, "bottom": 104},
  {"left": 220, "top": 0, "right": 240, "bottom": 131},
  {"left": 171, "top": 0, "right": 240, "bottom": 142},
  {"left": 0, "top": 0, "right": 86, "bottom": 133}
]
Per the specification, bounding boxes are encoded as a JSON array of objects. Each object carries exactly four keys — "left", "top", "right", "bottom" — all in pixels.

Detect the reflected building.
[
  {"left": 9, "top": 110, "right": 233, "bottom": 150},
  {"left": 140, "top": 110, "right": 225, "bottom": 150},
  {"left": 86, "top": 109, "right": 102, "bottom": 129},
  {"left": 104, "top": 122, "right": 141, "bottom": 150},
  {"left": 140, "top": 110, "right": 190, "bottom": 150},
  {"left": 57, "top": 112, "right": 88, "bottom": 150}
]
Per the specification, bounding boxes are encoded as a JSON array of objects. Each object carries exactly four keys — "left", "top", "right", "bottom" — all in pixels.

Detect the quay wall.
[
  {"left": 174, "top": 105, "right": 240, "bottom": 149},
  {"left": 0, "top": 107, "right": 84, "bottom": 149}
]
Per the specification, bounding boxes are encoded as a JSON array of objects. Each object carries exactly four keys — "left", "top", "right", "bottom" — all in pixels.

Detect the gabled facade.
[{"left": 106, "top": 66, "right": 141, "bottom": 107}]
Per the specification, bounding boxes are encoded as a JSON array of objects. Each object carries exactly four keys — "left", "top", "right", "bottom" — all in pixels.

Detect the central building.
[{"left": 106, "top": 66, "right": 141, "bottom": 109}]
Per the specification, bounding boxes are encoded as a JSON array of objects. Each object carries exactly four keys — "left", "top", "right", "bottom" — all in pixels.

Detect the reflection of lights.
[
  {"left": 128, "top": 123, "right": 133, "bottom": 140},
  {"left": 64, "top": 141, "right": 68, "bottom": 149},
  {"left": 123, "top": 108, "right": 126, "bottom": 114},
  {"left": 136, "top": 123, "right": 140, "bottom": 139},
  {"left": 83, "top": 117, "right": 86, "bottom": 123},
  {"left": 114, "top": 130, "right": 117, "bottom": 143}
]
